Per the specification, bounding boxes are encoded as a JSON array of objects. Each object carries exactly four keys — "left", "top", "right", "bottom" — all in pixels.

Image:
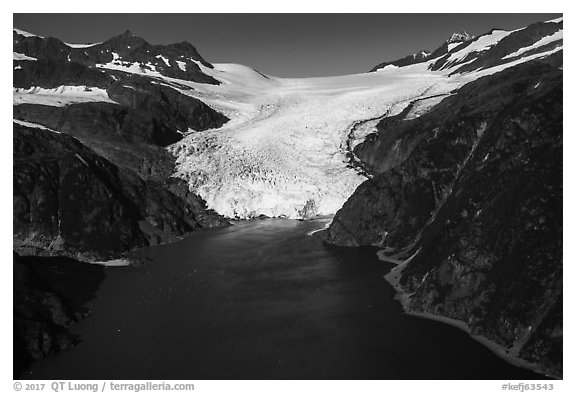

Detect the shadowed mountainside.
[
  {"left": 325, "top": 61, "right": 562, "bottom": 378},
  {"left": 14, "top": 123, "right": 228, "bottom": 262}
]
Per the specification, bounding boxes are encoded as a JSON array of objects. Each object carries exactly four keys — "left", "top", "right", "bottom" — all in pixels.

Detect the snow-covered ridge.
[
  {"left": 438, "top": 29, "right": 514, "bottom": 70},
  {"left": 13, "top": 28, "right": 42, "bottom": 38}
]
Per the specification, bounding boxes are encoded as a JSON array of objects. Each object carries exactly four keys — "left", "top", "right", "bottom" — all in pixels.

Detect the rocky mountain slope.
[
  {"left": 14, "top": 252, "right": 105, "bottom": 377},
  {"left": 13, "top": 29, "right": 231, "bottom": 262},
  {"left": 14, "top": 30, "right": 230, "bottom": 181},
  {"left": 325, "top": 20, "right": 562, "bottom": 378},
  {"left": 368, "top": 31, "right": 475, "bottom": 72},
  {"left": 370, "top": 18, "right": 562, "bottom": 73},
  {"left": 14, "top": 123, "right": 228, "bottom": 262},
  {"left": 13, "top": 29, "right": 231, "bottom": 371}
]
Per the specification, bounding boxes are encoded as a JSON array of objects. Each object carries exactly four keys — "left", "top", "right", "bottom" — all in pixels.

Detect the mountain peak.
[
  {"left": 103, "top": 30, "right": 148, "bottom": 52},
  {"left": 447, "top": 31, "right": 474, "bottom": 44}
]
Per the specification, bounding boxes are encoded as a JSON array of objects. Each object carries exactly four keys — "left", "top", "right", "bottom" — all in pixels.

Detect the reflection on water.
[{"left": 24, "top": 219, "right": 544, "bottom": 379}]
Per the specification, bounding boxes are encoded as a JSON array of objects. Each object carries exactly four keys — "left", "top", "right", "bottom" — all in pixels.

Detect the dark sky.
[{"left": 13, "top": 13, "right": 562, "bottom": 77}]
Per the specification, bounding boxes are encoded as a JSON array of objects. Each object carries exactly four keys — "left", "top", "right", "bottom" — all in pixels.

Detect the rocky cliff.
[
  {"left": 13, "top": 252, "right": 105, "bottom": 378},
  {"left": 14, "top": 123, "right": 228, "bottom": 262},
  {"left": 325, "top": 61, "right": 562, "bottom": 378}
]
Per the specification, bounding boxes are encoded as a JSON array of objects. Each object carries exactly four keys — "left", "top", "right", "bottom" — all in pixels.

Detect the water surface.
[{"left": 24, "top": 219, "right": 544, "bottom": 379}]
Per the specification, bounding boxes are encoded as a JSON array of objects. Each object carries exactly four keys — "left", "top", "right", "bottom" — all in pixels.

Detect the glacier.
[{"left": 166, "top": 62, "right": 468, "bottom": 219}]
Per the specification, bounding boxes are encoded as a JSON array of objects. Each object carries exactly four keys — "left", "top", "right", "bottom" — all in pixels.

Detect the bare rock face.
[
  {"left": 13, "top": 252, "right": 105, "bottom": 378},
  {"left": 325, "top": 62, "right": 562, "bottom": 378},
  {"left": 106, "top": 74, "right": 228, "bottom": 134},
  {"left": 13, "top": 60, "right": 111, "bottom": 89},
  {"left": 13, "top": 123, "right": 228, "bottom": 262},
  {"left": 447, "top": 31, "right": 474, "bottom": 44}
]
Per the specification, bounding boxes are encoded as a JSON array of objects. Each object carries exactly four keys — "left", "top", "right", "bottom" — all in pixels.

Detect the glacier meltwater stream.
[{"left": 24, "top": 219, "right": 544, "bottom": 379}]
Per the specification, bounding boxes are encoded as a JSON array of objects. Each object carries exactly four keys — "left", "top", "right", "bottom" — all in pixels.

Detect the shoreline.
[{"left": 381, "top": 253, "right": 553, "bottom": 380}]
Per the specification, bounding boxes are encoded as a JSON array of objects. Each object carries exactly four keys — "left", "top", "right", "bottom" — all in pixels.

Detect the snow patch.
[
  {"left": 447, "top": 42, "right": 463, "bottom": 51},
  {"left": 65, "top": 42, "right": 101, "bottom": 48},
  {"left": 13, "top": 86, "right": 118, "bottom": 107},
  {"left": 404, "top": 94, "right": 450, "bottom": 120},
  {"left": 13, "top": 52, "right": 37, "bottom": 61},
  {"left": 13, "top": 28, "right": 42, "bottom": 38},
  {"left": 13, "top": 119, "right": 60, "bottom": 133},
  {"left": 376, "top": 64, "right": 399, "bottom": 72},
  {"left": 87, "top": 258, "right": 131, "bottom": 267},
  {"left": 156, "top": 55, "right": 170, "bottom": 66},
  {"left": 75, "top": 153, "right": 89, "bottom": 166},
  {"left": 176, "top": 60, "right": 187, "bottom": 72},
  {"left": 96, "top": 53, "right": 163, "bottom": 77}
]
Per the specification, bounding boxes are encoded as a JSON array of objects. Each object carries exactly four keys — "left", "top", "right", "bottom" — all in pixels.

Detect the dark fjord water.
[{"left": 24, "top": 219, "right": 544, "bottom": 379}]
